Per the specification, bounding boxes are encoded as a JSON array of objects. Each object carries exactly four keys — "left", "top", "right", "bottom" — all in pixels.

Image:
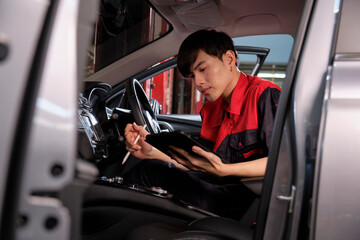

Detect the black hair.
[{"left": 177, "top": 29, "right": 238, "bottom": 77}]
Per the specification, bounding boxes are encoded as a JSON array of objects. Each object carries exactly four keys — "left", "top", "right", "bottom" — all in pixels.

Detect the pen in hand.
[{"left": 122, "top": 124, "right": 147, "bottom": 165}]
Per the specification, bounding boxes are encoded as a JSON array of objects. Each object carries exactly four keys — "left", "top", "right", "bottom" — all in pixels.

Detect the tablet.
[{"left": 145, "top": 131, "right": 214, "bottom": 158}]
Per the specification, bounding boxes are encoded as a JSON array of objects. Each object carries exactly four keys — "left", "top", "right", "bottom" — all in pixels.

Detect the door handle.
[{"left": 276, "top": 185, "right": 296, "bottom": 213}]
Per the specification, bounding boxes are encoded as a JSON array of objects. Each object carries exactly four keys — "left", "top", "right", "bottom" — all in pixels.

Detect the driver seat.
[{"left": 123, "top": 216, "right": 253, "bottom": 240}]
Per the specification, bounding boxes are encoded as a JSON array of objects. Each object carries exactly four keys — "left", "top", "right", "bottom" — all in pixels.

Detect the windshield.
[{"left": 85, "top": 0, "right": 171, "bottom": 77}]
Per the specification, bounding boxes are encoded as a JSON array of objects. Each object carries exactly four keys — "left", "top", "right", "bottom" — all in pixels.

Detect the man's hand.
[
  {"left": 169, "top": 146, "right": 226, "bottom": 177},
  {"left": 124, "top": 123, "right": 153, "bottom": 159},
  {"left": 169, "top": 145, "right": 268, "bottom": 177}
]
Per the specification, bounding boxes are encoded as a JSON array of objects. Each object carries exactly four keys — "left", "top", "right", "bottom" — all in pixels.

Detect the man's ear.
[{"left": 223, "top": 50, "right": 236, "bottom": 67}]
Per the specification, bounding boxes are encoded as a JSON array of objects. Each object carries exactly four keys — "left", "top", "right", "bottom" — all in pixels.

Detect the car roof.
[{"left": 86, "top": 0, "right": 305, "bottom": 86}]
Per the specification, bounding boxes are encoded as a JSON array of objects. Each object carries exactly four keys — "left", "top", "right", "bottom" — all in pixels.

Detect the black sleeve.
[{"left": 257, "top": 87, "right": 281, "bottom": 150}]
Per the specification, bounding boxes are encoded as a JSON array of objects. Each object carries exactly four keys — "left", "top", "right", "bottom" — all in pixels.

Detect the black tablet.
[{"left": 145, "top": 131, "right": 213, "bottom": 158}]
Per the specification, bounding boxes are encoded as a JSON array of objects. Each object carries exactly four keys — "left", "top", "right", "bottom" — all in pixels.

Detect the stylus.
[{"left": 122, "top": 124, "right": 147, "bottom": 165}]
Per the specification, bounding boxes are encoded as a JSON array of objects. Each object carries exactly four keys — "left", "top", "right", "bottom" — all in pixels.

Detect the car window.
[
  {"left": 141, "top": 34, "right": 293, "bottom": 115},
  {"left": 85, "top": 0, "right": 171, "bottom": 77},
  {"left": 234, "top": 34, "right": 294, "bottom": 88}
]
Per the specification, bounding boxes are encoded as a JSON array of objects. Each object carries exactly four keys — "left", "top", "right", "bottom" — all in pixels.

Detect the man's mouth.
[{"left": 202, "top": 88, "right": 210, "bottom": 95}]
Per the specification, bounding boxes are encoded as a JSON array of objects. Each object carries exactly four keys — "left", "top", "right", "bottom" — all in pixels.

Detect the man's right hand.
[
  {"left": 124, "top": 123, "right": 190, "bottom": 170},
  {"left": 124, "top": 123, "right": 153, "bottom": 159}
]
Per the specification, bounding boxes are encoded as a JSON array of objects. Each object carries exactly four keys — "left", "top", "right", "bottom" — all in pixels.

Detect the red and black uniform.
[
  {"left": 199, "top": 72, "right": 281, "bottom": 163},
  {"left": 124, "top": 73, "right": 281, "bottom": 219}
]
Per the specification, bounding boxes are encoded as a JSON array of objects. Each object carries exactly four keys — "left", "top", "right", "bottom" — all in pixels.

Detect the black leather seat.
[
  {"left": 123, "top": 216, "right": 253, "bottom": 240},
  {"left": 81, "top": 184, "right": 255, "bottom": 240}
]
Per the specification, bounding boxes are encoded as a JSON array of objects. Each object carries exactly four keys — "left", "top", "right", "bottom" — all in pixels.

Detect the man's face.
[{"left": 189, "top": 50, "right": 234, "bottom": 102}]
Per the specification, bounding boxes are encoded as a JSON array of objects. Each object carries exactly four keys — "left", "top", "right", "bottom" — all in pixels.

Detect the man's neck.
[{"left": 222, "top": 69, "right": 241, "bottom": 104}]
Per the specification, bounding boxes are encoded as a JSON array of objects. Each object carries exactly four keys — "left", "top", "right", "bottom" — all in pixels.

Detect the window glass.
[
  {"left": 85, "top": 0, "right": 171, "bottom": 77},
  {"left": 237, "top": 54, "right": 258, "bottom": 75},
  {"left": 141, "top": 34, "right": 293, "bottom": 115},
  {"left": 233, "top": 34, "right": 293, "bottom": 88}
]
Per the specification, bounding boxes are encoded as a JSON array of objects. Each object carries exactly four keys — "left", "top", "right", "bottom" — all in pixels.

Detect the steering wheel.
[{"left": 125, "top": 78, "right": 161, "bottom": 134}]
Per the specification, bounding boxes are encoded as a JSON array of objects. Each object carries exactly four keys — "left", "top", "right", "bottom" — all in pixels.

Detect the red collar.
[
  {"left": 202, "top": 72, "right": 251, "bottom": 127},
  {"left": 225, "top": 72, "right": 250, "bottom": 115}
]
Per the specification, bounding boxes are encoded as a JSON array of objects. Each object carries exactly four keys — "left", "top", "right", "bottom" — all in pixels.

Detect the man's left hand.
[{"left": 169, "top": 146, "right": 225, "bottom": 177}]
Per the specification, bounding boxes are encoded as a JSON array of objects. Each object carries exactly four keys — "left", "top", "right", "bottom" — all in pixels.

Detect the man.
[{"left": 123, "top": 30, "right": 281, "bottom": 218}]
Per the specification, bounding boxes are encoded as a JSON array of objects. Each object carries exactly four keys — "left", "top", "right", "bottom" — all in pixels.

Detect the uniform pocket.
[
  {"left": 226, "top": 129, "right": 261, "bottom": 162},
  {"left": 229, "top": 129, "right": 259, "bottom": 151}
]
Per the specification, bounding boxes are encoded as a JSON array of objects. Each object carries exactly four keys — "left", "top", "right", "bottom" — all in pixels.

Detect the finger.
[
  {"left": 125, "top": 140, "right": 141, "bottom": 151},
  {"left": 133, "top": 123, "right": 149, "bottom": 137},
  {"left": 126, "top": 148, "right": 137, "bottom": 153},
  {"left": 170, "top": 146, "right": 192, "bottom": 159},
  {"left": 169, "top": 150, "right": 186, "bottom": 164},
  {"left": 171, "top": 154, "right": 203, "bottom": 172},
  {"left": 192, "top": 146, "right": 221, "bottom": 167},
  {"left": 170, "top": 146, "right": 205, "bottom": 169},
  {"left": 170, "top": 146, "right": 197, "bottom": 166},
  {"left": 138, "top": 138, "right": 153, "bottom": 152},
  {"left": 169, "top": 149, "right": 199, "bottom": 170},
  {"left": 125, "top": 133, "right": 135, "bottom": 144},
  {"left": 124, "top": 123, "right": 134, "bottom": 136},
  {"left": 125, "top": 125, "right": 142, "bottom": 143},
  {"left": 125, "top": 131, "right": 137, "bottom": 144},
  {"left": 125, "top": 144, "right": 137, "bottom": 152},
  {"left": 191, "top": 146, "right": 212, "bottom": 159}
]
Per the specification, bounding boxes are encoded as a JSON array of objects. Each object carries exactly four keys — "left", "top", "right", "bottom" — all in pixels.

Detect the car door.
[
  {"left": 311, "top": 0, "right": 360, "bottom": 239},
  {"left": 255, "top": 0, "right": 360, "bottom": 239},
  {"left": 0, "top": 0, "right": 99, "bottom": 239}
]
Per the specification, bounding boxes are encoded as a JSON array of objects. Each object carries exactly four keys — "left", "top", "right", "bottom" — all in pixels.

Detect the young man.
[{"left": 123, "top": 30, "right": 281, "bottom": 218}]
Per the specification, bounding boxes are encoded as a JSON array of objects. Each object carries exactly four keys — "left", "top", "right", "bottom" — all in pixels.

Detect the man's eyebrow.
[{"left": 193, "top": 61, "right": 206, "bottom": 71}]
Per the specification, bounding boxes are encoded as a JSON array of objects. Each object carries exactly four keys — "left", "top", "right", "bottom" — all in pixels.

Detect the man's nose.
[{"left": 193, "top": 73, "right": 204, "bottom": 87}]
